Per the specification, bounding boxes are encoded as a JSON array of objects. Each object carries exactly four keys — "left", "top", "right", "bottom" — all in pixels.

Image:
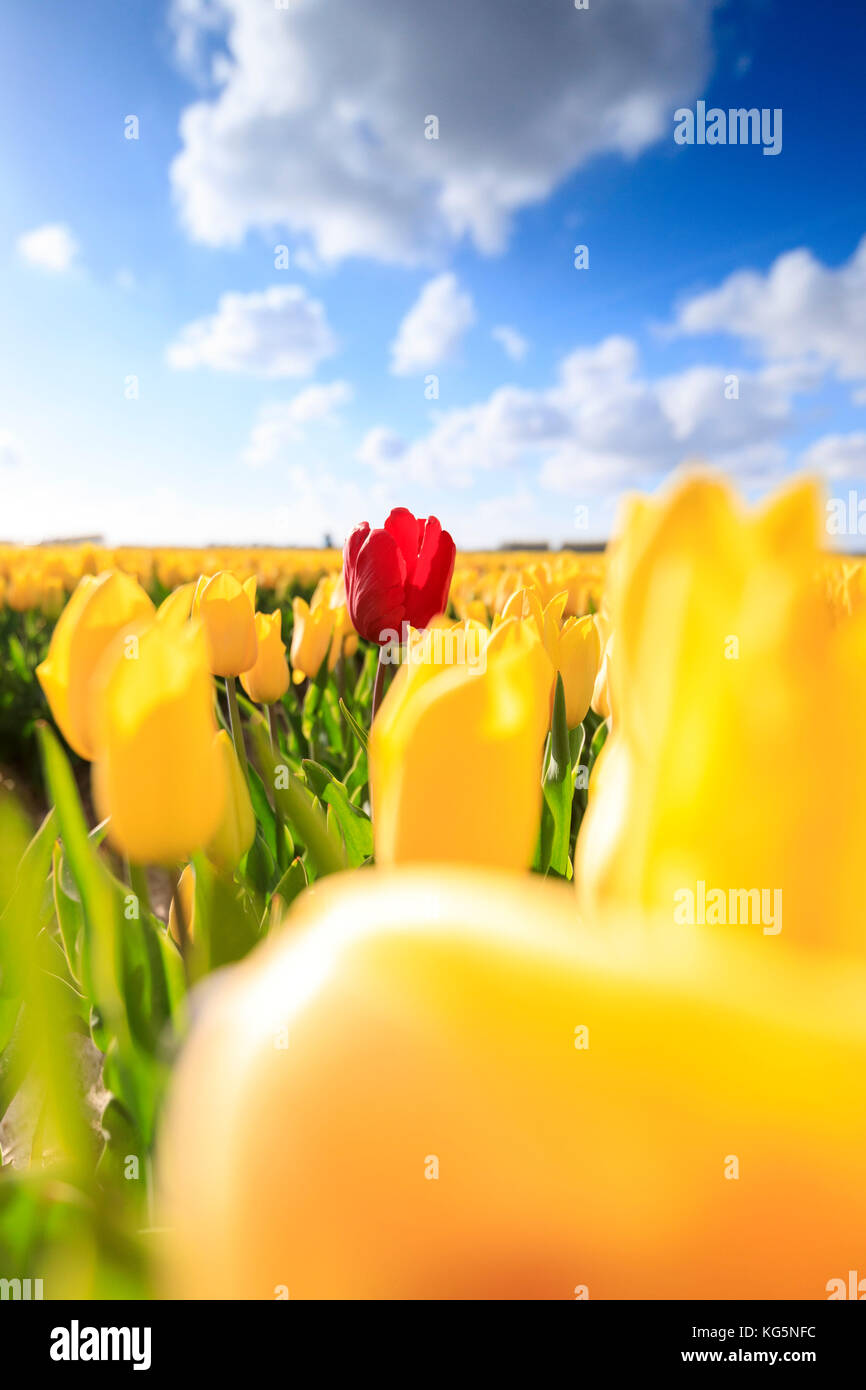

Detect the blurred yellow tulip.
[
  {"left": 156, "top": 581, "right": 196, "bottom": 629},
  {"left": 36, "top": 570, "right": 155, "bottom": 760},
  {"left": 205, "top": 730, "right": 256, "bottom": 873},
  {"left": 160, "top": 865, "right": 866, "bottom": 1299},
  {"left": 369, "top": 618, "right": 552, "bottom": 869},
  {"left": 310, "top": 573, "right": 359, "bottom": 672},
  {"left": 240, "top": 611, "right": 290, "bottom": 704},
  {"left": 577, "top": 471, "right": 866, "bottom": 957},
  {"left": 290, "top": 596, "right": 333, "bottom": 684},
  {"left": 193, "top": 572, "right": 258, "bottom": 676},
  {"left": 92, "top": 621, "right": 226, "bottom": 864}
]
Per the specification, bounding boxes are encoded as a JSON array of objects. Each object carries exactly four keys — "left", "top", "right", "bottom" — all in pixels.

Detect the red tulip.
[{"left": 343, "top": 508, "right": 456, "bottom": 644}]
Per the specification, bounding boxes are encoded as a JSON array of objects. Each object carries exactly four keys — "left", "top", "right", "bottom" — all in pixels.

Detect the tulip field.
[{"left": 0, "top": 479, "right": 865, "bottom": 1301}]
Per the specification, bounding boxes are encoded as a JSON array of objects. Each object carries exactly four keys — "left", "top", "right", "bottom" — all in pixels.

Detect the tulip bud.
[
  {"left": 92, "top": 621, "right": 227, "bottom": 864},
  {"left": 193, "top": 572, "right": 258, "bottom": 677},
  {"left": 205, "top": 730, "right": 256, "bottom": 873},
  {"left": 36, "top": 570, "right": 155, "bottom": 760},
  {"left": 168, "top": 863, "right": 196, "bottom": 946},
  {"left": 240, "top": 611, "right": 290, "bottom": 704},
  {"left": 343, "top": 507, "right": 456, "bottom": 644}
]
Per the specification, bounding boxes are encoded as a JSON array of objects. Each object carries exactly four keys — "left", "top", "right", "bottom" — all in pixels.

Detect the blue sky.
[{"left": 1, "top": 0, "right": 864, "bottom": 547}]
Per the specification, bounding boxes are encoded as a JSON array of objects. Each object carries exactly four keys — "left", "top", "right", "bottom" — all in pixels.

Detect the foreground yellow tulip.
[
  {"left": 92, "top": 621, "right": 226, "bottom": 864},
  {"left": 289, "top": 595, "right": 333, "bottom": 684},
  {"left": 577, "top": 472, "right": 866, "bottom": 957},
  {"left": 205, "top": 730, "right": 256, "bottom": 873},
  {"left": 36, "top": 570, "right": 154, "bottom": 759},
  {"left": 192, "top": 572, "right": 258, "bottom": 676},
  {"left": 369, "top": 619, "right": 552, "bottom": 869},
  {"left": 160, "top": 866, "right": 866, "bottom": 1299},
  {"left": 240, "top": 611, "right": 289, "bottom": 704}
]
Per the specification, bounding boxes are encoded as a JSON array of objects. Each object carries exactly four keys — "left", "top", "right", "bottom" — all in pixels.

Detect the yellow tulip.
[
  {"left": 289, "top": 596, "right": 333, "bottom": 684},
  {"left": 240, "top": 611, "right": 289, "bottom": 704},
  {"left": 310, "top": 574, "right": 359, "bottom": 672},
  {"left": 558, "top": 614, "right": 601, "bottom": 729},
  {"left": 205, "top": 730, "right": 256, "bottom": 873},
  {"left": 36, "top": 570, "right": 155, "bottom": 760},
  {"left": 156, "top": 581, "right": 196, "bottom": 629},
  {"left": 369, "top": 618, "right": 552, "bottom": 869},
  {"left": 92, "top": 621, "right": 226, "bottom": 864},
  {"left": 168, "top": 863, "right": 196, "bottom": 947},
  {"left": 500, "top": 585, "right": 598, "bottom": 727},
  {"left": 577, "top": 471, "right": 866, "bottom": 957},
  {"left": 193, "top": 572, "right": 258, "bottom": 677},
  {"left": 160, "top": 865, "right": 866, "bottom": 1299}
]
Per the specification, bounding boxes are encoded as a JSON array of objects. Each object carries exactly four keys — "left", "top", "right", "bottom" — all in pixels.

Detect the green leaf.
[
  {"left": 52, "top": 842, "right": 83, "bottom": 981},
  {"left": 36, "top": 723, "right": 164, "bottom": 1142},
  {"left": 242, "top": 830, "right": 277, "bottom": 897},
  {"left": 589, "top": 717, "right": 609, "bottom": 765},
  {"left": 191, "top": 856, "right": 261, "bottom": 973},
  {"left": 246, "top": 761, "right": 277, "bottom": 859},
  {"left": 339, "top": 697, "right": 369, "bottom": 752},
  {"left": 271, "top": 857, "right": 308, "bottom": 913},
  {"left": 322, "top": 782, "right": 373, "bottom": 868},
  {"left": 251, "top": 724, "right": 346, "bottom": 880}
]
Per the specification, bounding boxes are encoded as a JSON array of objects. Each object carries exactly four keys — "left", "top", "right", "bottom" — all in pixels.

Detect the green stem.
[
  {"left": 371, "top": 646, "right": 387, "bottom": 726},
  {"left": 172, "top": 871, "right": 192, "bottom": 985},
  {"left": 268, "top": 704, "right": 288, "bottom": 873},
  {"left": 226, "top": 675, "right": 249, "bottom": 782}
]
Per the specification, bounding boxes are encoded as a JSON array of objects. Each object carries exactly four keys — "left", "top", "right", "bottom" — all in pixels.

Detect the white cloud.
[
  {"left": 16, "top": 223, "right": 79, "bottom": 273},
  {"left": 166, "top": 285, "right": 337, "bottom": 377},
  {"left": 170, "top": 0, "right": 713, "bottom": 264},
  {"left": 800, "top": 432, "right": 866, "bottom": 479},
  {"left": 360, "top": 334, "right": 816, "bottom": 496},
  {"left": 492, "top": 325, "right": 529, "bottom": 362},
  {"left": 243, "top": 380, "right": 354, "bottom": 467},
  {"left": 390, "top": 273, "right": 475, "bottom": 375},
  {"left": 673, "top": 236, "right": 866, "bottom": 387}
]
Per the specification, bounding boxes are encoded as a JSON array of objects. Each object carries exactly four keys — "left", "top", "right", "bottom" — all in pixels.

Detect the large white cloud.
[
  {"left": 390, "top": 273, "right": 475, "bottom": 375},
  {"left": 16, "top": 223, "right": 79, "bottom": 273},
  {"left": 673, "top": 236, "right": 866, "bottom": 388},
  {"left": 359, "top": 335, "right": 816, "bottom": 495},
  {"left": 170, "top": 0, "right": 713, "bottom": 263},
  {"left": 166, "top": 285, "right": 337, "bottom": 376}
]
